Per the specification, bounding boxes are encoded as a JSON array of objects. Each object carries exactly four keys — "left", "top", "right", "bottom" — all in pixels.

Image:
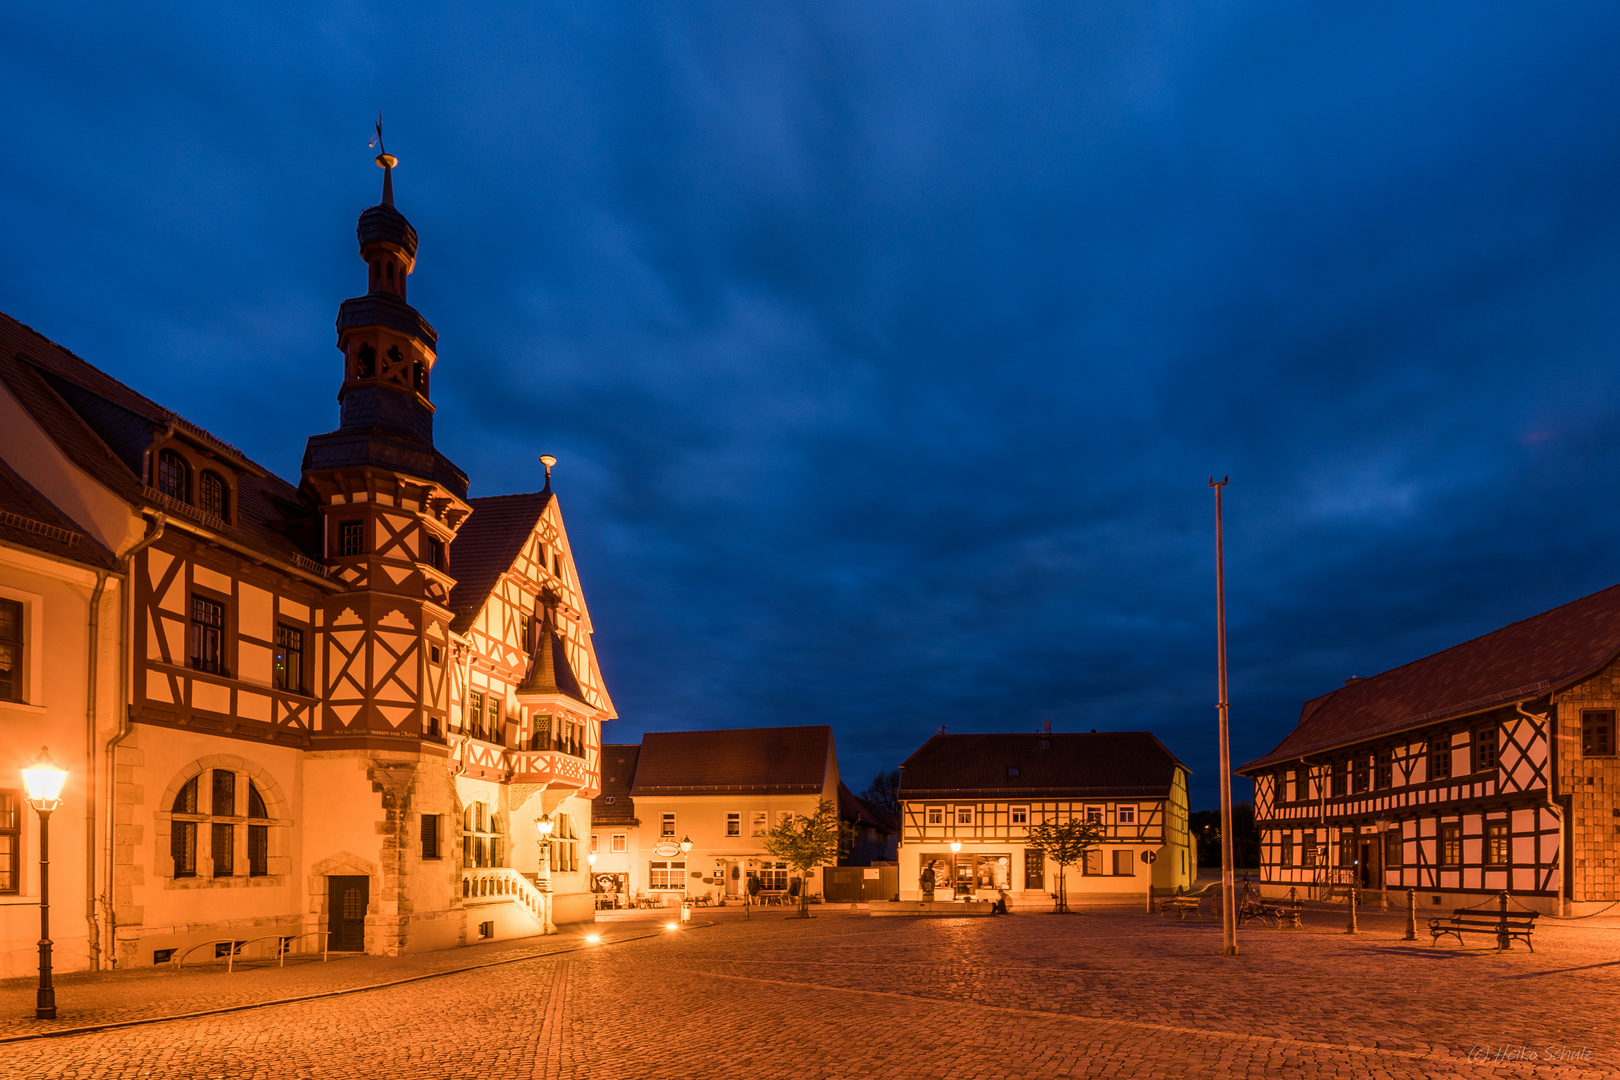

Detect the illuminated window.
[
  {"left": 1486, "top": 821, "right": 1509, "bottom": 866},
  {"left": 649, "top": 860, "right": 686, "bottom": 890},
  {"left": 1440, "top": 823, "right": 1462, "bottom": 867}
]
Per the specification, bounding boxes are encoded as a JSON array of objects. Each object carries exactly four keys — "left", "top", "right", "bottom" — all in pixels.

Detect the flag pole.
[{"left": 1210, "top": 476, "right": 1238, "bottom": 957}]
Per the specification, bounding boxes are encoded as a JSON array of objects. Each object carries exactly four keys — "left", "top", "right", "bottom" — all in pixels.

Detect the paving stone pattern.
[{"left": 5, "top": 905, "right": 1620, "bottom": 1078}]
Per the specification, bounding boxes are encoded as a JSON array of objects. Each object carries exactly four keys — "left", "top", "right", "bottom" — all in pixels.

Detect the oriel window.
[
  {"left": 156, "top": 449, "right": 190, "bottom": 502},
  {"left": 1583, "top": 710, "right": 1615, "bottom": 757},
  {"left": 339, "top": 520, "right": 364, "bottom": 557},
  {"left": 189, "top": 596, "right": 225, "bottom": 675},
  {"left": 273, "top": 624, "right": 303, "bottom": 693},
  {"left": 0, "top": 598, "right": 23, "bottom": 703}
]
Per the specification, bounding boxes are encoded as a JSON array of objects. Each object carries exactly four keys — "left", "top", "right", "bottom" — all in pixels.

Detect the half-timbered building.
[
  {"left": 1239, "top": 585, "right": 1620, "bottom": 915},
  {"left": 0, "top": 153, "right": 613, "bottom": 974},
  {"left": 896, "top": 730, "right": 1194, "bottom": 907}
]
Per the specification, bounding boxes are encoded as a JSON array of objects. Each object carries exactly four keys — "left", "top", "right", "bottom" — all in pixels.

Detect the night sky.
[{"left": 6, "top": 5, "right": 1620, "bottom": 810}]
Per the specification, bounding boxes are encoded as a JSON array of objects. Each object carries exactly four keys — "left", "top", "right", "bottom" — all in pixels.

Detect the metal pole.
[
  {"left": 1211, "top": 476, "right": 1237, "bottom": 957},
  {"left": 1345, "top": 880, "right": 1357, "bottom": 935},
  {"left": 1497, "top": 890, "right": 1510, "bottom": 951},
  {"left": 36, "top": 808, "right": 56, "bottom": 1019},
  {"left": 1405, "top": 888, "right": 1417, "bottom": 941}
]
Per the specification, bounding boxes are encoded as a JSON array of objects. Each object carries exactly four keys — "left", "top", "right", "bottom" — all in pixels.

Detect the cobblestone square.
[{"left": 5, "top": 904, "right": 1619, "bottom": 1078}]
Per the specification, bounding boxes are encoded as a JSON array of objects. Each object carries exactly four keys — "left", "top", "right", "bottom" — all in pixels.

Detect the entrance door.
[
  {"left": 1025, "top": 849, "right": 1045, "bottom": 891},
  {"left": 328, "top": 876, "right": 369, "bottom": 951},
  {"left": 1357, "top": 841, "right": 1380, "bottom": 890}
]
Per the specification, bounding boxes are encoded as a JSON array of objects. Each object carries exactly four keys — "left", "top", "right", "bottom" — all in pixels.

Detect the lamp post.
[
  {"left": 678, "top": 835, "right": 693, "bottom": 923},
  {"left": 22, "top": 747, "right": 66, "bottom": 1020},
  {"left": 536, "top": 814, "right": 557, "bottom": 934},
  {"left": 950, "top": 841, "right": 962, "bottom": 900}
]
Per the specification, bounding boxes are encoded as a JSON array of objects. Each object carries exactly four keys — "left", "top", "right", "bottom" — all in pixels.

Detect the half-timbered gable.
[
  {"left": 896, "top": 730, "right": 1194, "bottom": 907},
  {"left": 1241, "top": 583, "right": 1620, "bottom": 914}
]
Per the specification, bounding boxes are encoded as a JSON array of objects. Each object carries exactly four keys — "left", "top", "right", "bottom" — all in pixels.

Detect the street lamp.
[
  {"left": 678, "top": 836, "right": 693, "bottom": 923},
  {"left": 950, "top": 841, "right": 962, "bottom": 901},
  {"left": 536, "top": 814, "right": 557, "bottom": 934},
  {"left": 21, "top": 747, "right": 66, "bottom": 1020}
]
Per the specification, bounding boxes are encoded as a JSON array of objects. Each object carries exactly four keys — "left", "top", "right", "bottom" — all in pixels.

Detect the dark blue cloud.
[{"left": 5, "top": 2, "right": 1620, "bottom": 807}]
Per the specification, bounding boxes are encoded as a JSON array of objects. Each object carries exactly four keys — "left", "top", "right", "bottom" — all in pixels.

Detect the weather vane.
[{"left": 370, "top": 112, "right": 396, "bottom": 169}]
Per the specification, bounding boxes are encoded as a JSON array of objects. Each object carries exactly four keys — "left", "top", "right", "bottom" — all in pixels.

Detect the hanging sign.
[{"left": 653, "top": 840, "right": 682, "bottom": 858}]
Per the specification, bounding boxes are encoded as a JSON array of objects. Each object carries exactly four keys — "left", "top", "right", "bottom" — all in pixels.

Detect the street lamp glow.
[
  {"left": 22, "top": 747, "right": 66, "bottom": 810},
  {"left": 664, "top": 922, "right": 678, "bottom": 931},
  {"left": 585, "top": 933, "right": 600, "bottom": 944},
  {"left": 587, "top": 851, "right": 597, "bottom": 867},
  {"left": 950, "top": 841, "right": 961, "bottom": 854},
  {"left": 536, "top": 814, "right": 555, "bottom": 838},
  {"left": 678, "top": 834, "right": 693, "bottom": 856}
]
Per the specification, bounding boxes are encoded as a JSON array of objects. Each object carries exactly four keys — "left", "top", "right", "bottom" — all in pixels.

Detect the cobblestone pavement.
[{"left": 6, "top": 904, "right": 1620, "bottom": 1078}]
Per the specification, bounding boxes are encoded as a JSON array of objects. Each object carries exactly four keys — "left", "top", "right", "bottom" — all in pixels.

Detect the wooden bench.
[
  {"left": 1429, "top": 909, "right": 1538, "bottom": 952},
  {"left": 1239, "top": 897, "right": 1306, "bottom": 929},
  {"left": 1159, "top": 896, "right": 1202, "bottom": 920}
]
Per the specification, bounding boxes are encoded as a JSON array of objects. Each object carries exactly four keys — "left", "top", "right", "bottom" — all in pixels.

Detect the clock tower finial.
[{"left": 371, "top": 112, "right": 397, "bottom": 206}]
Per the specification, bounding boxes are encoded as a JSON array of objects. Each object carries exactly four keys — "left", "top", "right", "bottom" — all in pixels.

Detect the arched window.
[
  {"left": 199, "top": 471, "right": 228, "bottom": 521},
  {"left": 169, "top": 770, "right": 277, "bottom": 880},
  {"left": 156, "top": 449, "right": 190, "bottom": 503},
  {"left": 462, "top": 802, "right": 503, "bottom": 868}
]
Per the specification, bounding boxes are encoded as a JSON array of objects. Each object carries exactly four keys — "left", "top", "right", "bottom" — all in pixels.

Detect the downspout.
[
  {"left": 103, "top": 513, "right": 165, "bottom": 968},
  {"left": 1515, "top": 700, "right": 1563, "bottom": 915},
  {"left": 83, "top": 569, "right": 109, "bottom": 971}
]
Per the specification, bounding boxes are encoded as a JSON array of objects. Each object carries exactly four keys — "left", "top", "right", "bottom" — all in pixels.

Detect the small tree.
[
  {"left": 1026, "top": 818, "right": 1105, "bottom": 913},
  {"left": 761, "top": 799, "right": 851, "bottom": 918}
]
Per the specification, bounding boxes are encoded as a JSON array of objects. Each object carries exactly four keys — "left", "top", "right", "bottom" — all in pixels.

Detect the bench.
[
  {"left": 1159, "top": 896, "right": 1202, "bottom": 920},
  {"left": 1429, "top": 909, "right": 1538, "bottom": 952},
  {"left": 1239, "top": 897, "right": 1306, "bottom": 929}
]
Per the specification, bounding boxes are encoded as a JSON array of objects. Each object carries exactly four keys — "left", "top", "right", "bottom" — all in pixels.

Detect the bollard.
[
  {"left": 1146, "top": 888, "right": 1154, "bottom": 915},
  {"left": 1404, "top": 888, "right": 1417, "bottom": 941},
  {"left": 1497, "top": 890, "right": 1510, "bottom": 951},
  {"left": 1345, "top": 882, "right": 1358, "bottom": 935}
]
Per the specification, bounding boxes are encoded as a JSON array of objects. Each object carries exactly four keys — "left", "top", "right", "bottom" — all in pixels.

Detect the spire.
[
  {"left": 372, "top": 112, "right": 397, "bottom": 206},
  {"left": 540, "top": 454, "right": 556, "bottom": 495},
  {"left": 517, "top": 592, "right": 587, "bottom": 703}
]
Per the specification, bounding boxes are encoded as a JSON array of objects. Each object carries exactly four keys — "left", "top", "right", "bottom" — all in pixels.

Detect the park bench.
[
  {"left": 1159, "top": 896, "right": 1202, "bottom": 920},
  {"left": 1239, "top": 896, "right": 1306, "bottom": 929},
  {"left": 1429, "top": 909, "right": 1538, "bottom": 952}
]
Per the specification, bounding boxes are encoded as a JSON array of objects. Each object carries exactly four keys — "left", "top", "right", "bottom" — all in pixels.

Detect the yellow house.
[{"left": 897, "top": 730, "right": 1194, "bottom": 907}]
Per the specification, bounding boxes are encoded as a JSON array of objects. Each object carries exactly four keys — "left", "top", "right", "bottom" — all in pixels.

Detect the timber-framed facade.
[
  {"left": 0, "top": 153, "right": 615, "bottom": 976},
  {"left": 1239, "top": 584, "right": 1620, "bottom": 915}
]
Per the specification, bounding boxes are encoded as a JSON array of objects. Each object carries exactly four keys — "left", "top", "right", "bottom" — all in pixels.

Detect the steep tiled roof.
[
  {"left": 447, "top": 491, "right": 551, "bottom": 634},
  {"left": 0, "top": 311, "right": 322, "bottom": 571},
  {"left": 0, "top": 456, "right": 117, "bottom": 569},
  {"left": 630, "top": 726, "right": 834, "bottom": 796},
  {"left": 592, "top": 744, "right": 640, "bottom": 826},
  {"left": 1241, "top": 583, "right": 1620, "bottom": 772},
  {"left": 899, "top": 732, "right": 1187, "bottom": 799}
]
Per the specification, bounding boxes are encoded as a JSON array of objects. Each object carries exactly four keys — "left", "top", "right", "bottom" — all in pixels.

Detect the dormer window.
[
  {"left": 157, "top": 449, "right": 190, "bottom": 502},
  {"left": 199, "top": 470, "right": 229, "bottom": 521}
]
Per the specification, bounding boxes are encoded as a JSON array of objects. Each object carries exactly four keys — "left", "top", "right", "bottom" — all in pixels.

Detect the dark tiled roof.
[
  {"left": 447, "top": 491, "right": 552, "bottom": 634},
  {"left": 1241, "top": 583, "right": 1620, "bottom": 772},
  {"left": 899, "top": 732, "right": 1187, "bottom": 799},
  {"left": 0, "top": 456, "right": 117, "bottom": 569},
  {"left": 630, "top": 726, "right": 834, "bottom": 796},
  {"left": 838, "top": 781, "right": 898, "bottom": 833},
  {"left": 592, "top": 744, "right": 640, "bottom": 826},
  {"left": 517, "top": 606, "right": 587, "bottom": 705},
  {"left": 0, "top": 311, "right": 323, "bottom": 571}
]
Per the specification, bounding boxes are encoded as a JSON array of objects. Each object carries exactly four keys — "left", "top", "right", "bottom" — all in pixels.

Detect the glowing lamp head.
[
  {"left": 950, "top": 841, "right": 962, "bottom": 853},
  {"left": 537, "top": 814, "right": 555, "bottom": 838},
  {"left": 585, "top": 933, "right": 600, "bottom": 944},
  {"left": 665, "top": 922, "right": 678, "bottom": 931},
  {"left": 22, "top": 747, "right": 66, "bottom": 810},
  {"left": 678, "top": 834, "right": 694, "bottom": 856},
  {"left": 587, "top": 852, "right": 597, "bottom": 867}
]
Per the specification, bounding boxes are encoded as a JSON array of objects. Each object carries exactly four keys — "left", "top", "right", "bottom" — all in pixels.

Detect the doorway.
[
  {"left": 1024, "top": 849, "right": 1045, "bottom": 891},
  {"left": 1356, "top": 840, "right": 1380, "bottom": 891},
  {"left": 327, "top": 875, "right": 369, "bottom": 951}
]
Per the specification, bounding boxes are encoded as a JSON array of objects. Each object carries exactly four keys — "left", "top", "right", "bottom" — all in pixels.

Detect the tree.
[
  {"left": 860, "top": 769, "right": 901, "bottom": 817},
  {"left": 761, "top": 799, "right": 851, "bottom": 918},
  {"left": 1188, "top": 801, "right": 1260, "bottom": 872},
  {"left": 1025, "top": 818, "right": 1105, "bottom": 913}
]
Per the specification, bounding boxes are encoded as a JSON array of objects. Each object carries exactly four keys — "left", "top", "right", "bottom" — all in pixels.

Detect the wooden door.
[
  {"left": 1024, "top": 849, "right": 1045, "bottom": 891},
  {"left": 328, "top": 875, "right": 369, "bottom": 951}
]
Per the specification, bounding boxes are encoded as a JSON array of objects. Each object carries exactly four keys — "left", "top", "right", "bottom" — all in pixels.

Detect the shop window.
[
  {"left": 199, "top": 471, "right": 229, "bottom": 520},
  {"left": 1440, "top": 823, "right": 1462, "bottom": 867},
  {"left": 273, "top": 624, "right": 304, "bottom": 693},
  {"left": 725, "top": 812, "right": 741, "bottom": 837},
  {"left": 1428, "top": 736, "right": 1452, "bottom": 780},
  {"left": 1473, "top": 728, "right": 1499, "bottom": 774},
  {"left": 1486, "top": 821, "right": 1509, "bottom": 866},
  {"left": 188, "top": 595, "right": 226, "bottom": 676},
  {"left": 157, "top": 449, "right": 190, "bottom": 502},
  {"left": 0, "top": 791, "right": 18, "bottom": 894},
  {"left": 0, "top": 598, "right": 22, "bottom": 703},
  {"left": 649, "top": 860, "right": 687, "bottom": 890},
  {"left": 755, "top": 860, "right": 789, "bottom": 891},
  {"left": 1583, "top": 711, "right": 1615, "bottom": 757}
]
